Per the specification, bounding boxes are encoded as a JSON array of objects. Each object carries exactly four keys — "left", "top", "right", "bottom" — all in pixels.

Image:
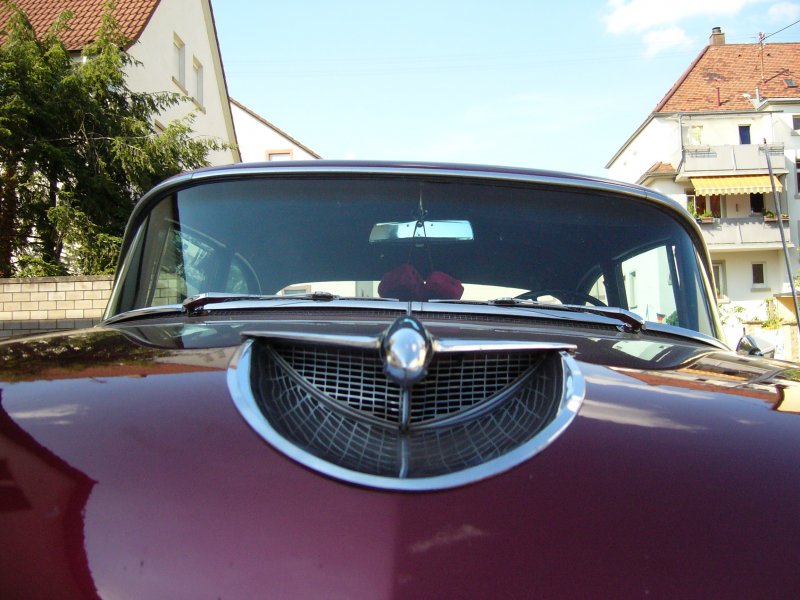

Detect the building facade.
[
  {"left": 607, "top": 29, "right": 800, "bottom": 344},
  {"left": 5, "top": 0, "right": 241, "bottom": 165},
  {"left": 231, "top": 98, "right": 321, "bottom": 162}
]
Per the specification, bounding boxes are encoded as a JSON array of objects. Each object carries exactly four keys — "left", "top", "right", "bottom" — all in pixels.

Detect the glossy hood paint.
[{"left": 1, "top": 318, "right": 799, "bottom": 599}]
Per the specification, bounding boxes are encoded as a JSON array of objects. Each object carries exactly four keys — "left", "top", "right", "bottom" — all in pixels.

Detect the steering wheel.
[{"left": 515, "top": 289, "right": 607, "bottom": 307}]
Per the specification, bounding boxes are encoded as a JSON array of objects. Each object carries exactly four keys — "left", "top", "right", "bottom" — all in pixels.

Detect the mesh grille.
[
  {"left": 270, "top": 343, "right": 538, "bottom": 425},
  {"left": 249, "top": 340, "right": 565, "bottom": 479}
]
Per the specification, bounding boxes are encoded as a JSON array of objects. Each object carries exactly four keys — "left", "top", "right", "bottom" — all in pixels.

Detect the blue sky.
[{"left": 211, "top": 1, "right": 800, "bottom": 177}]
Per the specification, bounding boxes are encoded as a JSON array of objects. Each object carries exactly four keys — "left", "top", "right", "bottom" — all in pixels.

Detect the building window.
[
  {"left": 624, "top": 270, "right": 637, "bottom": 309},
  {"left": 173, "top": 34, "right": 186, "bottom": 89},
  {"left": 712, "top": 262, "right": 727, "bottom": 298},
  {"left": 692, "top": 194, "right": 722, "bottom": 218},
  {"left": 280, "top": 284, "right": 312, "bottom": 295},
  {"left": 267, "top": 150, "right": 293, "bottom": 161},
  {"left": 192, "top": 58, "right": 204, "bottom": 106},
  {"left": 793, "top": 115, "right": 800, "bottom": 130},
  {"left": 750, "top": 193, "right": 764, "bottom": 214},
  {"left": 739, "top": 125, "right": 751, "bottom": 145},
  {"left": 796, "top": 159, "right": 800, "bottom": 193},
  {"left": 689, "top": 125, "right": 703, "bottom": 145},
  {"left": 752, "top": 263, "right": 766, "bottom": 287}
]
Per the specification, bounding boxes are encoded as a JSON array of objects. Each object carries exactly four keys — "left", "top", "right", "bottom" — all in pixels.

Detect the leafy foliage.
[{"left": 0, "top": 0, "right": 226, "bottom": 276}]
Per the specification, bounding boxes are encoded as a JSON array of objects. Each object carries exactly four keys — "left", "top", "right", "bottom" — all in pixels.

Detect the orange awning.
[{"left": 691, "top": 175, "right": 782, "bottom": 196}]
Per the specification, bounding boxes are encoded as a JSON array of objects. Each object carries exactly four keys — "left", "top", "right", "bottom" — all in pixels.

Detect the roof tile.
[
  {"left": 0, "top": 0, "right": 160, "bottom": 50},
  {"left": 655, "top": 41, "right": 800, "bottom": 113}
]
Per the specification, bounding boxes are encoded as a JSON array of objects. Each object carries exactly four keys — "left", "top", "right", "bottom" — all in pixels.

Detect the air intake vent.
[{"left": 271, "top": 342, "right": 541, "bottom": 425}]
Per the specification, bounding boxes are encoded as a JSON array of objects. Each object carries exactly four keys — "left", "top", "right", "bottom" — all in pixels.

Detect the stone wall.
[{"left": 0, "top": 276, "right": 114, "bottom": 339}]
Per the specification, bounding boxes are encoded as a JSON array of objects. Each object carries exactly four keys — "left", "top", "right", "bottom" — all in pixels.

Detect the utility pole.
[{"left": 763, "top": 140, "right": 800, "bottom": 339}]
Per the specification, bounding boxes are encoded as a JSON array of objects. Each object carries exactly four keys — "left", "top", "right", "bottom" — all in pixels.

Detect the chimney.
[{"left": 709, "top": 27, "right": 726, "bottom": 46}]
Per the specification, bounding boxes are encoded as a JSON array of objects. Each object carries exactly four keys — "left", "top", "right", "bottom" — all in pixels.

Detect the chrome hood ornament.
[{"left": 382, "top": 316, "right": 431, "bottom": 386}]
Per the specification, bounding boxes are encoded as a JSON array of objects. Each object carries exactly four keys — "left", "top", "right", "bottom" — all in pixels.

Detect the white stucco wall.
[
  {"left": 231, "top": 101, "right": 319, "bottom": 163},
  {"left": 607, "top": 117, "right": 682, "bottom": 183},
  {"left": 124, "top": 0, "right": 238, "bottom": 166}
]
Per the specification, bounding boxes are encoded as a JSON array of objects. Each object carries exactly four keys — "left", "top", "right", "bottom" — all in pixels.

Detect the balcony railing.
[
  {"left": 697, "top": 216, "right": 792, "bottom": 247},
  {"left": 682, "top": 143, "right": 785, "bottom": 174}
]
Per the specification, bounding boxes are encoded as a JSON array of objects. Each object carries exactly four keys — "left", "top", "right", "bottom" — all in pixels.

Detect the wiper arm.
[
  {"left": 490, "top": 297, "right": 645, "bottom": 333},
  {"left": 181, "top": 291, "right": 401, "bottom": 316},
  {"left": 182, "top": 291, "right": 339, "bottom": 315},
  {"left": 427, "top": 297, "right": 645, "bottom": 333}
]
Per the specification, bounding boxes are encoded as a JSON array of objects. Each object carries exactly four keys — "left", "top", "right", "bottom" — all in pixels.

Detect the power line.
[{"left": 761, "top": 18, "right": 800, "bottom": 42}]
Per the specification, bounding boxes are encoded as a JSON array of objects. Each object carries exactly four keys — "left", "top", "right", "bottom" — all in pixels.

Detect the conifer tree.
[{"left": 0, "top": 0, "right": 225, "bottom": 276}]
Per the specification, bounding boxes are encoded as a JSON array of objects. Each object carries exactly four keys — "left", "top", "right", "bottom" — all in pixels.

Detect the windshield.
[{"left": 109, "top": 175, "right": 717, "bottom": 336}]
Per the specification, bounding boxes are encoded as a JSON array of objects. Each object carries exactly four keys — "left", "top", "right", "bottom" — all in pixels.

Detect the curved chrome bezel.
[{"left": 227, "top": 338, "right": 585, "bottom": 492}]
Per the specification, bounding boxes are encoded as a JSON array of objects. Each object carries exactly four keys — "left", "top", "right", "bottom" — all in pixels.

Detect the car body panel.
[{"left": 2, "top": 319, "right": 799, "bottom": 598}]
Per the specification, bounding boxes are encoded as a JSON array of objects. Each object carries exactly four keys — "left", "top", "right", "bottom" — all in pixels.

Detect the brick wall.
[{"left": 0, "top": 276, "right": 114, "bottom": 339}]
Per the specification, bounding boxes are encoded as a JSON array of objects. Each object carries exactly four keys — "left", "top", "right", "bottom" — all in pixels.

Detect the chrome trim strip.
[
  {"left": 227, "top": 339, "right": 586, "bottom": 491},
  {"left": 242, "top": 330, "right": 382, "bottom": 350},
  {"left": 242, "top": 329, "right": 577, "bottom": 355},
  {"left": 188, "top": 164, "right": 658, "bottom": 205},
  {"left": 432, "top": 338, "right": 577, "bottom": 354},
  {"left": 104, "top": 304, "right": 183, "bottom": 325}
]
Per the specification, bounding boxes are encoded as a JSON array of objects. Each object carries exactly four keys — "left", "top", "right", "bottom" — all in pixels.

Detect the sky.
[{"left": 211, "top": 0, "right": 800, "bottom": 178}]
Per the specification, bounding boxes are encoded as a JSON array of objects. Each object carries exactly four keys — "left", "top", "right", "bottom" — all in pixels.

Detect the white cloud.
[
  {"left": 643, "top": 26, "right": 693, "bottom": 57},
  {"left": 604, "top": 0, "right": 763, "bottom": 34},
  {"left": 768, "top": 1, "right": 800, "bottom": 20}
]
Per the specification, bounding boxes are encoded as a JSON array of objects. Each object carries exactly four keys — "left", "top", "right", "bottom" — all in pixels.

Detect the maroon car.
[{"left": 1, "top": 162, "right": 799, "bottom": 598}]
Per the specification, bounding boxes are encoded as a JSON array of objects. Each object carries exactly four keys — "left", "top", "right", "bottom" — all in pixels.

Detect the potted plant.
[
  {"left": 697, "top": 210, "right": 715, "bottom": 224},
  {"left": 763, "top": 211, "right": 778, "bottom": 222}
]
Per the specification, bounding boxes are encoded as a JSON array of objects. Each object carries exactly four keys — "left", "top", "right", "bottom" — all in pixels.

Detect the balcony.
[
  {"left": 697, "top": 217, "right": 793, "bottom": 251},
  {"left": 682, "top": 144, "right": 786, "bottom": 175}
]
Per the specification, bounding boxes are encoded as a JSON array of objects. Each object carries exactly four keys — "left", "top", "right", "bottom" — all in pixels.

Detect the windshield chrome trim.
[
  {"left": 227, "top": 338, "right": 585, "bottom": 491},
  {"left": 104, "top": 304, "right": 183, "bottom": 325},
  {"left": 644, "top": 323, "right": 730, "bottom": 351}
]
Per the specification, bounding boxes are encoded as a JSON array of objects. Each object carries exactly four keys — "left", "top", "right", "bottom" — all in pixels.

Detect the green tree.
[{"left": 0, "top": 0, "right": 225, "bottom": 277}]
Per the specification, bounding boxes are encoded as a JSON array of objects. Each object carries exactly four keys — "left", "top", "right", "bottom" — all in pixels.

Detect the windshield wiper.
[
  {"left": 181, "top": 291, "right": 339, "bottom": 315},
  {"left": 493, "top": 298, "right": 645, "bottom": 333},
  {"left": 427, "top": 297, "right": 646, "bottom": 333},
  {"left": 181, "top": 291, "right": 403, "bottom": 316}
]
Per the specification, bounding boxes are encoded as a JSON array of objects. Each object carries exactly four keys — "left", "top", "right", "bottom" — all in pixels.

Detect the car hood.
[{"left": 1, "top": 320, "right": 799, "bottom": 598}]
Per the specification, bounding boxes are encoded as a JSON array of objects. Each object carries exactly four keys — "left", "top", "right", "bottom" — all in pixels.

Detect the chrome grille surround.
[{"left": 227, "top": 333, "right": 585, "bottom": 491}]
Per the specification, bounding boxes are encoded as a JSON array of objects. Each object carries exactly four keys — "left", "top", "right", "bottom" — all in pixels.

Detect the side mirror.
[{"left": 736, "top": 334, "right": 775, "bottom": 358}]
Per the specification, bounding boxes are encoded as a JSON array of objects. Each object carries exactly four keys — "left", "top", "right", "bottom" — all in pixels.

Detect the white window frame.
[
  {"left": 689, "top": 125, "right": 703, "bottom": 146},
  {"left": 751, "top": 262, "right": 768, "bottom": 289},
  {"left": 266, "top": 150, "right": 294, "bottom": 161},
  {"left": 173, "top": 34, "right": 186, "bottom": 90},
  {"left": 192, "top": 57, "right": 204, "bottom": 107},
  {"left": 712, "top": 261, "right": 727, "bottom": 299}
]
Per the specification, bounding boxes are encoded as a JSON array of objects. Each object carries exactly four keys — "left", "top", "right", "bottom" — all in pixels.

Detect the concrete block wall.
[{"left": 0, "top": 276, "right": 114, "bottom": 339}]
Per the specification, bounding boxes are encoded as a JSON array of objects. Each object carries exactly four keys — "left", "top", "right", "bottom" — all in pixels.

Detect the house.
[
  {"left": 3, "top": 0, "right": 240, "bottom": 165},
  {"left": 607, "top": 28, "right": 800, "bottom": 340},
  {"left": 231, "top": 98, "right": 321, "bottom": 162}
]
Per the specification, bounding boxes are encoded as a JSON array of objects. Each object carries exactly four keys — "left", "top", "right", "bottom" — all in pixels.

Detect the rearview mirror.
[{"left": 369, "top": 220, "right": 474, "bottom": 243}]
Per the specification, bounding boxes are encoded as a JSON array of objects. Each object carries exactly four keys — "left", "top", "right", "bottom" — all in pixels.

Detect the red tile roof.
[
  {"left": 0, "top": 0, "right": 160, "bottom": 50},
  {"left": 655, "top": 41, "right": 800, "bottom": 113},
  {"left": 645, "top": 161, "right": 676, "bottom": 175}
]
